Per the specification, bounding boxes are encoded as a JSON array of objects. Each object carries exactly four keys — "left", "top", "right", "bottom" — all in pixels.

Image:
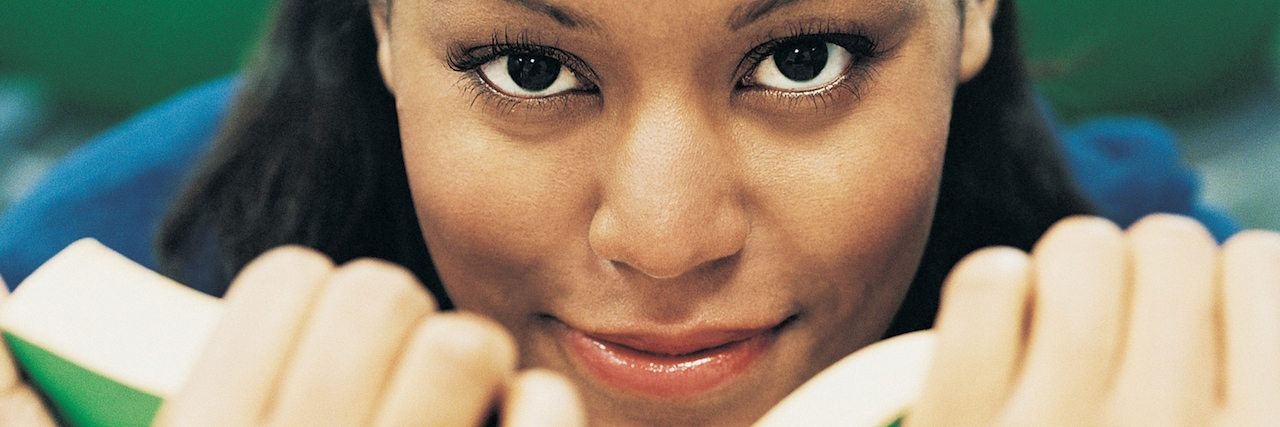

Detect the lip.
[{"left": 561, "top": 322, "right": 779, "bottom": 398}]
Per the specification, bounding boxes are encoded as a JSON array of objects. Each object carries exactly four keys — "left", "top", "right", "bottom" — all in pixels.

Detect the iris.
[
  {"left": 773, "top": 39, "right": 828, "bottom": 82},
  {"left": 507, "top": 53, "right": 561, "bottom": 92}
]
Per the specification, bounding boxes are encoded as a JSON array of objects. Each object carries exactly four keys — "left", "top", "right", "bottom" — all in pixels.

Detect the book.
[
  {"left": 0, "top": 238, "right": 934, "bottom": 427},
  {"left": 0, "top": 238, "right": 222, "bottom": 427},
  {"left": 750, "top": 330, "right": 934, "bottom": 427}
]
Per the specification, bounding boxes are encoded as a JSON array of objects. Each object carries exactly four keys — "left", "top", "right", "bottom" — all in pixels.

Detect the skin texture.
[
  {"left": 908, "top": 215, "right": 1280, "bottom": 427},
  {"left": 374, "top": 0, "right": 992, "bottom": 424},
  {"left": 151, "top": 248, "right": 587, "bottom": 427},
  {"left": 1, "top": 1, "right": 1278, "bottom": 426}
]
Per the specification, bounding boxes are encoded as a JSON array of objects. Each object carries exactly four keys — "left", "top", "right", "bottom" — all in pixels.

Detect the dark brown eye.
[
  {"left": 479, "top": 54, "right": 584, "bottom": 97},
  {"left": 772, "top": 39, "right": 829, "bottom": 82},
  {"left": 749, "top": 41, "right": 852, "bottom": 92},
  {"left": 506, "top": 53, "right": 561, "bottom": 92}
]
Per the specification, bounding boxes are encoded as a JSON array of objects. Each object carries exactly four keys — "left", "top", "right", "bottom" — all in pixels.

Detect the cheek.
[
  {"left": 397, "top": 93, "right": 591, "bottom": 314},
  {"left": 742, "top": 67, "right": 952, "bottom": 354},
  {"left": 813, "top": 46, "right": 955, "bottom": 330},
  {"left": 761, "top": 126, "right": 943, "bottom": 302},
  {"left": 819, "top": 122, "right": 944, "bottom": 326}
]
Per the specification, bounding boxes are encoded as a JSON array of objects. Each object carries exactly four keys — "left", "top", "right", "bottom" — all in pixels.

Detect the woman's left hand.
[{"left": 907, "top": 214, "right": 1280, "bottom": 426}]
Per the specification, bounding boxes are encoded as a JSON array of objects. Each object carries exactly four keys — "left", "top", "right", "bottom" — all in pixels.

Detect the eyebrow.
[
  {"left": 725, "top": 0, "right": 815, "bottom": 30},
  {"left": 504, "top": 0, "right": 814, "bottom": 31},
  {"left": 503, "top": 0, "right": 592, "bottom": 28}
]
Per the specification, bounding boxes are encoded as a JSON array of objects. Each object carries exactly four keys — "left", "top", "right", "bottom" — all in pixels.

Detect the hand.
[
  {"left": 907, "top": 214, "right": 1280, "bottom": 426},
  {"left": 0, "top": 279, "right": 59, "bottom": 427},
  {"left": 153, "top": 247, "right": 585, "bottom": 427}
]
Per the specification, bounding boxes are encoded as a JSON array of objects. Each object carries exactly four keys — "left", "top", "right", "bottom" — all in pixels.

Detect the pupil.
[
  {"left": 507, "top": 54, "right": 561, "bottom": 92},
  {"left": 773, "top": 40, "right": 828, "bottom": 82}
]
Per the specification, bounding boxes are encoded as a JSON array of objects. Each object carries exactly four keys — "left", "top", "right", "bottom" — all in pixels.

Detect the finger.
[
  {"left": 264, "top": 259, "right": 435, "bottom": 426},
  {"left": 997, "top": 216, "right": 1127, "bottom": 425},
  {"left": 0, "top": 388, "right": 57, "bottom": 427},
  {"left": 1107, "top": 215, "right": 1217, "bottom": 426},
  {"left": 907, "top": 246, "right": 1031, "bottom": 427},
  {"left": 0, "top": 283, "right": 20, "bottom": 392},
  {"left": 501, "top": 369, "right": 586, "bottom": 427},
  {"left": 370, "top": 312, "right": 516, "bottom": 427},
  {"left": 1218, "top": 230, "right": 1280, "bottom": 419},
  {"left": 155, "top": 247, "right": 336, "bottom": 426},
  {"left": 0, "top": 284, "right": 58, "bottom": 427}
]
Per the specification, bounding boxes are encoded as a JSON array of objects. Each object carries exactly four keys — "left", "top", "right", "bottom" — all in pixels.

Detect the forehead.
[
  {"left": 493, "top": 0, "right": 915, "bottom": 28},
  {"left": 411, "top": 0, "right": 939, "bottom": 34}
]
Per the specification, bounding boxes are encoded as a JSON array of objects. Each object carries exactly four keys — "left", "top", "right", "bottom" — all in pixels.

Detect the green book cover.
[{"left": 0, "top": 238, "right": 222, "bottom": 427}]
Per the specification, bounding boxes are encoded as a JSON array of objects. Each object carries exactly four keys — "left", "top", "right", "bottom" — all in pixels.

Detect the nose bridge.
[
  {"left": 622, "top": 91, "right": 716, "bottom": 205},
  {"left": 590, "top": 89, "right": 748, "bottom": 279}
]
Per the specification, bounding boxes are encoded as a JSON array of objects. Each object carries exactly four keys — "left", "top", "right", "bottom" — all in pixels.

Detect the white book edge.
[
  {"left": 752, "top": 330, "right": 934, "bottom": 427},
  {"left": 0, "top": 238, "right": 223, "bottom": 397}
]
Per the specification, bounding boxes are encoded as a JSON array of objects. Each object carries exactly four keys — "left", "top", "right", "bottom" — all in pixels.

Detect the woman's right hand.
[{"left": 153, "top": 246, "right": 585, "bottom": 427}]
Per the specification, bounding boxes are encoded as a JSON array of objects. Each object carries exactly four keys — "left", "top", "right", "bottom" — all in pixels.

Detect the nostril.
[
  {"left": 599, "top": 241, "right": 722, "bottom": 280},
  {"left": 628, "top": 259, "right": 692, "bottom": 280},
  {"left": 588, "top": 202, "right": 748, "bottom": 280},
  {"left": 588, "top": 212, "right": 696, "bottom": 279}
]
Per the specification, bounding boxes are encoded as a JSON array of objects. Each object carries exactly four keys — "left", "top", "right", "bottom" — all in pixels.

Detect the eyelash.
[
  {"left": 737, "top": 31, "right": 882, "bottom": 96},
  {"left": 447, "top": 34, "right": 598, "bottom": 114},
  {"left": 446, "top": 28, "right": 884, "bottom": 113}
]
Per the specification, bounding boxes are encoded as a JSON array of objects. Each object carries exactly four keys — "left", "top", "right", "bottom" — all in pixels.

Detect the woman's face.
[{"left": 374, "top": 0, "right": 994, "bottom": 424}]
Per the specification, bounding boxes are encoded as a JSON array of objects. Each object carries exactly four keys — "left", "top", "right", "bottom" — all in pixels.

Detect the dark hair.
[
  {"left": 157, "top": 0, "right": 440, "bottom": 298},
  {"left": 883, "top": 0, "right": 1095, "bottom": 335},
  {"left": 157, "top": 0, "right": 1093, "bottom": 332}
]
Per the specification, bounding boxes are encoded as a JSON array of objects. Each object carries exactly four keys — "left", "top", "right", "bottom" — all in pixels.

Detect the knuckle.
[
  {"left": 331, "top": 258, "right": 437, "bottom": 311},
  {"left": 413, "top": 312, "right": 517, "bottom": 372},
  {"left": 947, "top": 246, "right": 1029, "bottom": 293},
  {"left": 1053, "top": 215, "right": 1123, "bottom": 234},
  {"left": 336, "top": 257, "right": 415, "bottom": 282},
  {"left": 1125, "top": 214, "right": 1218, "bottom": 267},
  {"left": 1039, "top": 215, "right": 1123, "bottom": 247},
  {"left": 1126, "top": 213, "right": 1213, "bottom": 243},
  {"left": 253, "top": 245, "right": 336, "bottom": 271},
  {"left": 1032, "top": 216, "right": 1124, "bottom": 263},
  {"left": 226, "top": 246, "right": 336, "bottom": 299},
  {"left": 1222, "top": 229, "right": 1280, "bottom": 257},
  {"left": 941, "top": 246, "right": 1031, "bottom": 316},
  {"left": 965, "top": 245, "right": 1028, "bottom": 264}
]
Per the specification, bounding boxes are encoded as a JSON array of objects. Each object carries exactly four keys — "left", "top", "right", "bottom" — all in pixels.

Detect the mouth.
[{"left": 558, "top": 317, "right": 791, "bottom": 398}]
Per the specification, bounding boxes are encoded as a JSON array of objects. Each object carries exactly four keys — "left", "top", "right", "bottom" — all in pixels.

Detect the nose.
[{"left": 589, "top": 94, "right": 748, "bottom": 279}]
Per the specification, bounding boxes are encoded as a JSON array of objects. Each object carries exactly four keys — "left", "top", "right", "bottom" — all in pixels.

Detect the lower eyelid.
[
  {"left": 737, "top": 64, "right": 875, "bottom": 111},
  {"left": 460, "top": 71, "right": 598, "bottom": 116}
]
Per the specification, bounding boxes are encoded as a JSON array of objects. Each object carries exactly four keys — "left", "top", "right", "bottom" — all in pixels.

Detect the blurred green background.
[
  {"left": 0, "top": 0, "right": 274, "bottom": 116},
  {"left": 1021, "top": 0, "right": 1279, "bottom": 121},
  {"left": 1, "top": 0, "right": 1279, "bottom": 228}
]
